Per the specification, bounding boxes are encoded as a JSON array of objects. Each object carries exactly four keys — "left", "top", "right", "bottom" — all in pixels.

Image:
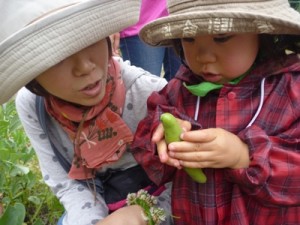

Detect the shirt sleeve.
[{"left": 15, "top": 88, "right": 108, "bottom": 225}]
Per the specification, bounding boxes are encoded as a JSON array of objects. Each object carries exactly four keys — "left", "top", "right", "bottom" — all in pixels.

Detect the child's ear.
[{"left": 177, "top": 43, "right": 189, "bottom": 69}]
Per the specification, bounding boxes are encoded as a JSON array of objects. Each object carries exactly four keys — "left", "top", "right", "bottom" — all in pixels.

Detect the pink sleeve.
[{"left": 120, "top": 0, "right": 168, "bottom": 38}]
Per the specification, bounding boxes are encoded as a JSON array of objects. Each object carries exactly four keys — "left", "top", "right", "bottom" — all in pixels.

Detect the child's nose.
[
  {"left": 196, "top": 48, "right": 216, "bottom": 64},
  {"left": 72, "top": 54, "right": 95, "bottom": 76}
]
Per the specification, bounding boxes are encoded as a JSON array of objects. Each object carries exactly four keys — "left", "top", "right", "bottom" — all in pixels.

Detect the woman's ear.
[{"left": 106, "top": 37, "right": 113, "bottom": 58}]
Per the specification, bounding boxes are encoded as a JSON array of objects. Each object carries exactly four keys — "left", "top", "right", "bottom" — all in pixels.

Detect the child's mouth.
[{"left": 201, "top": 73, "right": 221, "bottom": 83}]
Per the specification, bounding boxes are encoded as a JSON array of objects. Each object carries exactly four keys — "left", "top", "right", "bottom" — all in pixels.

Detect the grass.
[{"left": 0, "top": 100, "right": 64, "bottom": 225}]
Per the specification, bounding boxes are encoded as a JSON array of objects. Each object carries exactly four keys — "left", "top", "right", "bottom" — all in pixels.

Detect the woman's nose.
[{"left": 72, "top": 54, "right": 95, "bottom": 76}]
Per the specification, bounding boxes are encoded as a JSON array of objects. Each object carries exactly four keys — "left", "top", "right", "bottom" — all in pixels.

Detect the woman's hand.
[{"left": 96, "top": 205, "right": 147, "bottom": 225}]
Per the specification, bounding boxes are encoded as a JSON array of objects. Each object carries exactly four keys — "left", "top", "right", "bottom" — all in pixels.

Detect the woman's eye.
[
  {"left": 182, "top": 38, "right": 195, "bottom": 43},
  {"left": 55, "top": 60, "right": 66, "bottom": 67},
  {"left": 213, "top": 35, "right": 233, "bottom": 43}
]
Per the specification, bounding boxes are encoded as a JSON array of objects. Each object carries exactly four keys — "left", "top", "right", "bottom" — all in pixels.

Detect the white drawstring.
[
  {"left": 246, "top": 78, "right": 265, "bottom": 127},
  {"left": 193, "top": 78, "right": 266, "bottom": 127},
  {"left": 194, "top": 96, "right": 200, "bottom": 121}
]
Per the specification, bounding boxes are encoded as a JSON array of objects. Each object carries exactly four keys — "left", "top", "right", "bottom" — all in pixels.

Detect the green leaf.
[
  {"left": 0, "top": 150, "right": 10, "bottom": 161},
  {"left": 10, "top": 164, "right": 30, "bottom": 177},
  {"left": 32, "top": 218, "right": 45, "bottom": 225},
  {"left": 0, "top": 203, "right": 26, "bottom": 225},
  {"left": 0, "top": 121, "right": 9, "bottom": 133},
  {"left": 28, "top": 196, "right": 41, "bottom": 205},
  {"left": 15, "top": 164, "right": 30, "bottom": 175}
]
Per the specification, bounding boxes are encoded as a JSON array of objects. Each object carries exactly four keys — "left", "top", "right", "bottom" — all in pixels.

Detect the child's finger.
[
  {"left": 178, "top": 119, "right": 192, "bottom": 132},
  {"left": 152, "top": 123, "right": 165, "bottom": 142},
  {"left": 156, "top": 139, "right": 169, "bottom": 163},
  {"left": 181, "top": 128, "right": 217, "bottom": 142},
  {"left": 156, "top": 140, "right": 182, "bottom": 168}
]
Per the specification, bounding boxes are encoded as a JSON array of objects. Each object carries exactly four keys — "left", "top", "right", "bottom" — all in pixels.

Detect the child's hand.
[
  {"left": 167, "top": 128, "right": 250, "bottom": 169},
  {"left": 152, "top": 118, "right": 191, "bottom": 169}
]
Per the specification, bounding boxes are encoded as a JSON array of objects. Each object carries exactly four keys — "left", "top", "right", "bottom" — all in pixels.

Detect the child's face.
[
  {"left": 181, "top": 33, "right": 259, "bottom": 84},
  {"left": 36, "top": 39, "right": 109, "bottom": 106}
]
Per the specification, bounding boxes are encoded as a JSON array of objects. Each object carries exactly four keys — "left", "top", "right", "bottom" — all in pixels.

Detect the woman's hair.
[
  {"left": 26, "top": 37, "right": 113, "bottom": 97},
  {"left": 171, "top": 34, "right": 300, "bottom": 67}
]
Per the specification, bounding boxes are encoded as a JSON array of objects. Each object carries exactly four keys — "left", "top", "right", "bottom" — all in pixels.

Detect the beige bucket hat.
[
  {"left": 0, "top": 0, "right": 140, "bottom": 104},
  {"left": 140, "top": 0, "right": 300, "bottom": 47}
]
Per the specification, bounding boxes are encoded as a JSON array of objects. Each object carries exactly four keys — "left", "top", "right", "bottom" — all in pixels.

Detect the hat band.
[{"left": 168, "top": 0, "right": 287, "bottom": 14}]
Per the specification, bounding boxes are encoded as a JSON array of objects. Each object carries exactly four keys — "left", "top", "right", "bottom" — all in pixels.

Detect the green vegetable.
[{"left": 160, "top": 113, "right": 207, "bottom": 183}]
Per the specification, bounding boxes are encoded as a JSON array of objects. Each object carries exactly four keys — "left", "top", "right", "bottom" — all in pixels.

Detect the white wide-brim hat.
[
  {"left": 140, "top": 0, "right": 300, "bottom": 47},
  {"left": 0, "top": 0, "right": 140, "bottom": 104}
]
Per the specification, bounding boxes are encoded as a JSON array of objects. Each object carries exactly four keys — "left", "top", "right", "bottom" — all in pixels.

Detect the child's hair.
[
  {"left": 258, "top": 34, "right": 300, "bottom": 62},
  {"left": 171, "top": 34, "right": 300, "bottom": 67},
  {"left": 26, "top": 37, "right": 113, "bottom": 97}
]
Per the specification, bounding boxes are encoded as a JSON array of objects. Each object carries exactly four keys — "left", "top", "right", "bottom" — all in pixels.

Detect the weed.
[{"left": 0, "top": 100, "right": 63, "bottom": 225}]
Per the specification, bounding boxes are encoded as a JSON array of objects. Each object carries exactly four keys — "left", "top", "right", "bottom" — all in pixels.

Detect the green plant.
[{"left": 0, "top": 100, "right": 63, "bottom": 225}]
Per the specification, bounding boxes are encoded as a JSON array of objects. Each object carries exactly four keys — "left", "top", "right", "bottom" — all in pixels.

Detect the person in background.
[
  {"left": 110, "top": 0, "right": 181, "bottom": 81},
  {"left": 0, "top": 0, "right": 172, "bottom": 225},
  {"left": 132, "top": 0, "right": 300, "bottom": 224}
]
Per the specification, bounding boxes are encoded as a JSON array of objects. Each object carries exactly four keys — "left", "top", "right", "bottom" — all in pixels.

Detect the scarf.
[{"left": 44, "top": 58, "right": 133, "bottom": 180}]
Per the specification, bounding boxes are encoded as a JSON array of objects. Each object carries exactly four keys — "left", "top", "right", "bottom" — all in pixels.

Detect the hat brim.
[
  {"left": 0, "top": 0, "right": 140, "bottom": 104},
  {"left": 140, "top": 8, "right": 300, "bottom": 47}
]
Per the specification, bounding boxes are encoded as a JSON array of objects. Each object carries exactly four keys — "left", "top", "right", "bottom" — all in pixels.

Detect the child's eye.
[
  {"left": 213, "top": 35, "right": 234, "bottom": 43},
  {"left": 182, "top": 38, "right": 195, "bottom": 43}
]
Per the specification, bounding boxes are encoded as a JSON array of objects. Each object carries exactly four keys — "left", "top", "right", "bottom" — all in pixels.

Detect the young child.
[
  {"left": 132, "top": 0, "right": 300, "bottom": 224},
  {"left": 0, "top": 0, "right": 171, "bottom": 225}
]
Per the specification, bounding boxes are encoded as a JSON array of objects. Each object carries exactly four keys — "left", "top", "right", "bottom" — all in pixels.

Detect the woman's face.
[
  {"left": 181, "top": 33, "right": 259, "bottom": 84},
  {"left": 36, "top": 39, "right": 109, "bottom": 106}
]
